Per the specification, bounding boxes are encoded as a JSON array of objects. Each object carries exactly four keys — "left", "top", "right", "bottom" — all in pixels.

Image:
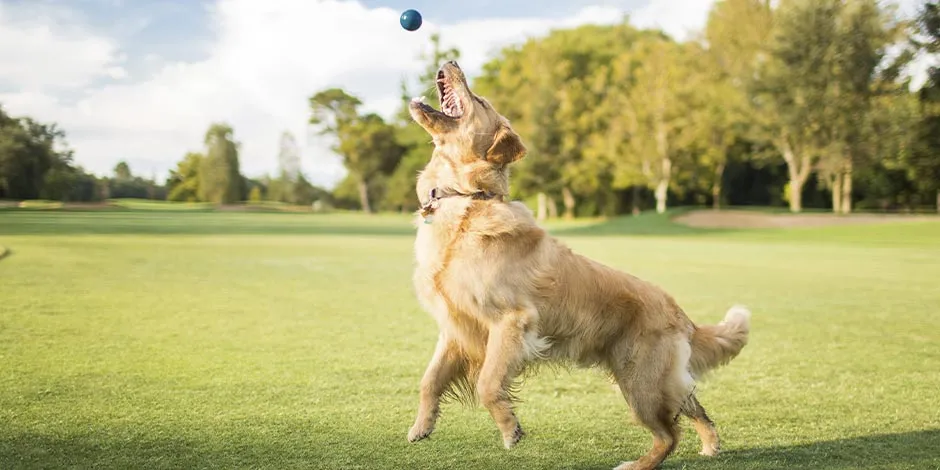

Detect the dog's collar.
[{"left": 419, "top": 187, "right": 502, "bottom": 219}]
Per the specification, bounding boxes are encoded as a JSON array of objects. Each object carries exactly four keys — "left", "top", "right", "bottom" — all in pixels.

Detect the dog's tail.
[{"left": 689, "top": 305, "right": 751, "bottom": 378}]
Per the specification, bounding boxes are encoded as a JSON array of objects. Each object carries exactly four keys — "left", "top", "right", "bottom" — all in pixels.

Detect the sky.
[{"left": 0, "top": 0, "right": 931, "bottom": 189}]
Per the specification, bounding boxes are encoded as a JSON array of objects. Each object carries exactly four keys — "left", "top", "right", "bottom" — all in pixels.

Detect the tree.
[
  {"left": 601, "top": 35, "right": 699, "bottom": 214},
  {"left": 816, "top": 0, "right": 903, "bottom": 214},
  {"left": 476, "top": 22, "right": 644, "bottom": 218},
  {"left": 395, "top": 33, "right": 461, "bottom": 125},
  {"left": 701, "top": 0, "right": 774, "bottom": 209},
  {"left": 40, "top": 152, "right": 100, "bottom": 202},
  {"left": 248, "top": 185, "right": 263, "bottom": 202},
  {"left": 852, "top": 88, "right": 921, "bottom": 210},
  {"left": 113, "top": 161, "right": 132, "bottom": 180},
  {"left": 0, "top": 106, "right": 71, "bottom": 200},
  {"left": 337, "top": 113, "right": 405, "bottom": 213},
  {"left": 166, "top": 152, "right": 204, "bottom": 202},
  {"left": 477, "top": 41, "right": 566, "bottom": 218},
  {"left": 754, "top": 0, "right": 843, "bottom": 213},
  {"left": 105, "top": 160, "right": 157, "bottom": 199},
  {"left": 386, "top": 33, "right": 462, "bottom": 213},
  {"left": 683, "top": 58, "right": 748, "bottom": 209},
  {"left": 198, "top": 123, "right": 244, "bottom": 204},
  {"left": 310, "top": 89, "right": 404, "bottom": 213},
  {"left": 908, "top": 1, "right": 940, "bottom": 211},
  {"left": 291, "top": 173, "right": 330, "bottom": 206},
  {"left": 277, "top": 131, "right": 302, "bottom": 183},
  {"left": 265, "top": 130, "right": 312, "bottom": 205}
]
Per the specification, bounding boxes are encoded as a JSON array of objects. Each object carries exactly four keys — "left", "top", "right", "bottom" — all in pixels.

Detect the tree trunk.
[
  {"left": 547, "top": 196, "right": 558, "bottom": 218},
  {"left": 536, "top": 192, "right": 548, "bottom": 221},
  {"left": 830, "top": 172, "right": 843, "bottom": 215},
  {"left": 840, "top": 158, "right": 853, "bottom": 214},
  {"left": 780, "top": 138, "right": 809, "bottom": 213},
  {"left": 357, "top": 178, "right": 372, "bottom": 214},
  {"left": 712, "top": 161, "right": 725, "bottom": 210},
  {"left": 788, "top": 179, "right": 804, "bottom": 213},
  {"left": 654, "top": 179, "right": 668, "bottom": 214},
  {"left": 562, "top": 187, "right": 575, "bottom": 220},
  {"left": 653, "top": 156, "right": 672, "bottom": 214}
]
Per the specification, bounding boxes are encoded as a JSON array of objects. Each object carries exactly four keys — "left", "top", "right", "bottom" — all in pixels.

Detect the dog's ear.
[{"left": 484, "top": 124, "right": 526, "bottom": 165}]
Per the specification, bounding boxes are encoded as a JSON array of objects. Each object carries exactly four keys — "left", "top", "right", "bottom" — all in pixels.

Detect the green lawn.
[{"left": 1, "top": 210, "right": 938, "bottom": 469}]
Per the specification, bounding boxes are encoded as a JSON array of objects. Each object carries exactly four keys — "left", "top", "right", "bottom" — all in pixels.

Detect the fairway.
[{"left": 1, "top": 211, "right": 939, "bottom": 470}]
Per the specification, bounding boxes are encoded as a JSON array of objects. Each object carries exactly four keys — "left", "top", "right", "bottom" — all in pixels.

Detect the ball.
[{"left": 400, "top": 9, "right": 422, "bottom": 31}]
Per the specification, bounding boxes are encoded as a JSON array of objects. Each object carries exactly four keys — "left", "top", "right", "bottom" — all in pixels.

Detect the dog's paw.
[
  {"left": 502, "top": 424, "right": 524, "bottom": 449},
  {"left": 407, "top": 423, "right": 433, "bottom": 443},
  {"left": 699, "top": 443, "right": 720, "bottom": 457}
]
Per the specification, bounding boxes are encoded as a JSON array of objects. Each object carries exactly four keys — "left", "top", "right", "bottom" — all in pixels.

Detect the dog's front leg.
[
  {"left": 408, "top": 333, "right": 462, "bottom": 443},
  {"left": 477, "top": 306, "right": 539, "bottom": 449}
]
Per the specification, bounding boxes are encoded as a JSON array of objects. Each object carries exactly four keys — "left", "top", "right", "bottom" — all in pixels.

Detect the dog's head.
[{"left": 409, "top": 61, "right": 526, "bottom": 198}]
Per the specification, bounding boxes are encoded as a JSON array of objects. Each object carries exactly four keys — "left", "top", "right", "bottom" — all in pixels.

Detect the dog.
[{"left": 405, "top": 60, "right": 751, "bottom": 470}]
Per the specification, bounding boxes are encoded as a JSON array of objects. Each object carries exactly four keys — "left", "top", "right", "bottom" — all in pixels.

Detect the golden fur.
[{"left": 405, "top": 61, "right": 751, "bottom": 470}]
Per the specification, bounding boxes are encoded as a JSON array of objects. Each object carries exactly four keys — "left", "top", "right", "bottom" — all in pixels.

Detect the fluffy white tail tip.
[{"left": 724, "top": 304, "right": 752, "bottom": 324}]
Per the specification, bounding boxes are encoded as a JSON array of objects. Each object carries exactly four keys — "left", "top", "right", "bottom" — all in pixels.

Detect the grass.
[
  {"left": 14, "top": 200, "right": 64, "bottom": 210},
  {"left": 1, "top": 210, "right": 938, "bottom": 469},
  {"left": 107, "top": 198, "right": 216, "bottom": 211}
]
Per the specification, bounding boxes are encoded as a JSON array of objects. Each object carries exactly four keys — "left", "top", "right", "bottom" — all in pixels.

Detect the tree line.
[
  {"left": 0, "top": 110, "right": 328, "bottom": 207},
  {"left": 162, "top": 124, "right": 327, "bottom": 206},
  {"left": 0, "top": 106, "right": 165, "bottom": 202},
  {"left": 2, "top": 0, "right": 938, "bottom": 216},
  {"left": 470, "top": 0, "right": 940, "bottom": 217}
]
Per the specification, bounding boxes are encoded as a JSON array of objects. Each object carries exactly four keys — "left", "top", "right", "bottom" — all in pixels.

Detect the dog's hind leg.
[
  {"left": 476, "top": 307, "right": 540, "bottom": 449},
  {"left": 681, "top": 393, "right": 720, "bottom": 456},
  {"left": 612, "top": 337, "right": 689, "bottom": 470},
  {"left": 408, "top": 334, "right": 465, "bottom": 442}
]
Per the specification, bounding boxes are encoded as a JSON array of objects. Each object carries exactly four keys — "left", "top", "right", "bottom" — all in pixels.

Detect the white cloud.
[
  {"left": 1, "top": 0, "right": 711, "bottom": 189},
  {"left": 0, "top": 3, "right": 126, "bottom": 91},
  {"left": 630, "top": 0, "right": 715, "bottom": 41}
]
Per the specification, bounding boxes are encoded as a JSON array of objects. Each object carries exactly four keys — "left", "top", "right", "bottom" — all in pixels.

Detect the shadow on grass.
[
  {"left": 2, "top": 428, "right": 937, "bottom": 470},
  {"left": 679, "top": 428, "right": 940, "bottom": 470}
]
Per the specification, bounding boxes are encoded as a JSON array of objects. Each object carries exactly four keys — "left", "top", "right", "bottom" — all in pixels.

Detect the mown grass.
[
  {"left": 0, "top": 210, "right": 938, "bottom": 469},
  {"left": 107, "top": 198, "right": 216, "bottom": 211}
]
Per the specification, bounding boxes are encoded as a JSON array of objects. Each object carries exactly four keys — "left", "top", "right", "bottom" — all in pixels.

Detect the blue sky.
[{"left": 0, "top": 0, "right": 929, "bottom": 188}]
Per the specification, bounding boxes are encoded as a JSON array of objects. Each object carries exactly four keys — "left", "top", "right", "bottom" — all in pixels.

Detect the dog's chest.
[
  {"left": 412, "top": 221, "right": 452, "bottom": 322},
  {"left": 413, "top": 220, "right": 501, "bottom": 325}
]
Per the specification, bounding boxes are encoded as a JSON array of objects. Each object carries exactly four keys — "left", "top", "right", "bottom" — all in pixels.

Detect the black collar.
[{"left": 419, "top": 187, "right": 503, "bottom": 218}]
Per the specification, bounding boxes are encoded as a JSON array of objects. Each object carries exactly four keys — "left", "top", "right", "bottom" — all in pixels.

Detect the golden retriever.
[{"left": 405, "top": 60, "right": 751, "bottom": 470}]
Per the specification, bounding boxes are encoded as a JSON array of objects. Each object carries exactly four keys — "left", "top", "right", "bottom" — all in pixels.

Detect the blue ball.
[{"left": 400, "top": 9, "right": 422, "bottom": 31}]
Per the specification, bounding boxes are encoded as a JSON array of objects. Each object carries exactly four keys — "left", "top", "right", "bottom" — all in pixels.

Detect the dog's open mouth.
[{"left": 437, "top": 70, "right": 464, "bottom": 119}]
